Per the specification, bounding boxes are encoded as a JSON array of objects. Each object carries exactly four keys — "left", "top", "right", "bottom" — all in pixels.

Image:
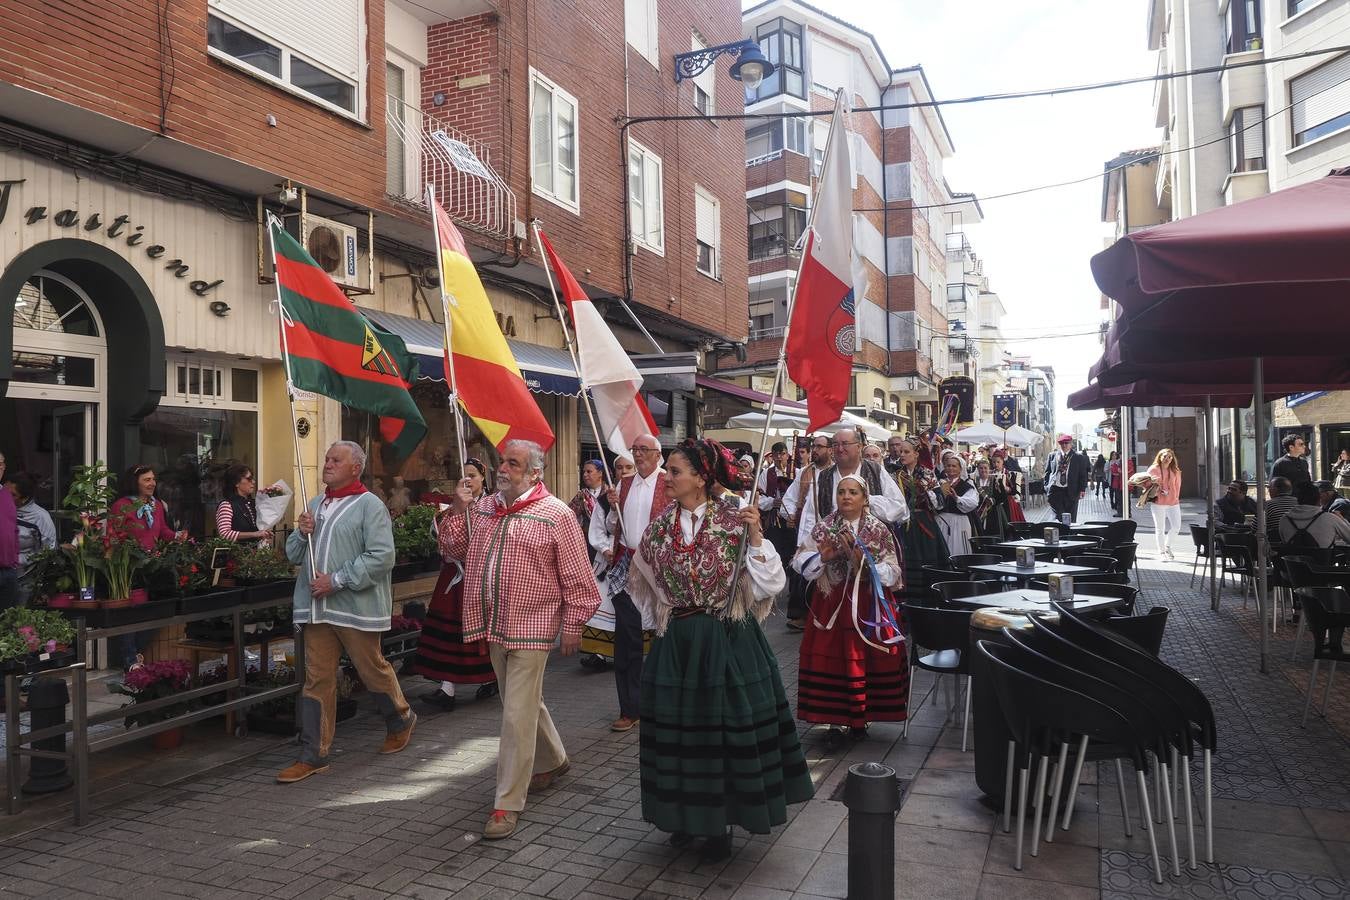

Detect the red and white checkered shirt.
[{"left": 440, "top": 484, "right": 602, "bottom": 651}]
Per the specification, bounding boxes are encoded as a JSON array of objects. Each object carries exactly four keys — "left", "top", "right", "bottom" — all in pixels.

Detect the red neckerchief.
[
  {"left": 324, "top": 481, "right": 369, "bottom": 499},
  {"left": 492, "top": 481, "right": 551, "bottom": 516}
]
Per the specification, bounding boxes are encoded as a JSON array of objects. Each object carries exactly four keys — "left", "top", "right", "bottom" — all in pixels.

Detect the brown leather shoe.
[
  {"left": 610, "top": 716, "right": 639, "bottom": 732},
  {"left": 380, "top": 712, "right": 417, "bottom": 754},
  {"left": 276, "top": 761, "right": 329, "bottom": 784},
  {"left": 483, "top": 809, "right": 520, "bottom": 840},
  {"left": 529, "top": 760, "right": 570, "bottom": 792}
]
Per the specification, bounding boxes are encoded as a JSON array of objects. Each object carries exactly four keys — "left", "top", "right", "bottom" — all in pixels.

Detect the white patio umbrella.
[
  {"left": 951, "top": 421, "right": 1042, "bottom": 448},
  {"left": 725, "top": 409, "right": 891, "bottom": 442}
]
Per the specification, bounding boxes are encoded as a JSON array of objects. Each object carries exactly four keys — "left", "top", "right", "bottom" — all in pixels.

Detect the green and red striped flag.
[{"left": 270, "top": 220, "right": 427, "bottom": 459}]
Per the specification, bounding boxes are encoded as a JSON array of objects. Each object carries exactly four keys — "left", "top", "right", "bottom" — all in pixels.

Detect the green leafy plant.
[
  {"left": 194, "top": 537, "right": 240, "bottom": 590},
  {"left": 231, "top": 544, "right": 295, "bottom": 583},
  {"left": 24, "top": 547, "right": 73, "bottom": 602},
  {"left": 0, "top": 608, "right": 76, "bottom": 664},
  {"left": 90, "top": 532, "right": 148, "bottom": 600},
  {"left": 62, "top": 462, "right": 118, "bottom": 519},
  {"left": 146, "top": 539, "right": 208, "bottom": 597},
  {"left": 391, "top": 503, "right": 439, "bottom": 560}
]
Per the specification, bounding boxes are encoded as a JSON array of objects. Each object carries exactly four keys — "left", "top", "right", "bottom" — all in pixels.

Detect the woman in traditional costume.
[
  {"left": 583, "top": 456, "right": 635, "bottom": 666},
  {"left": 412, "top": 458, "right": 498, "bottom": 711},
  {"left": 990, "top": 451, "right": 1025, "bottom": 526},
  {"left": 890, "top": 437, "right": 950, "bottom": 599},
  {"left": 972, "top": 458, "right": 1002, "bottom": 537},
  {"left": 793, "top": 474, "right": 908, "bottom": 748},
  {"left": 628, "top": 438, "right": 813, "bottom": 862},
  {"left": 932, "top": 452, "right": 979, "bottom": 556}
]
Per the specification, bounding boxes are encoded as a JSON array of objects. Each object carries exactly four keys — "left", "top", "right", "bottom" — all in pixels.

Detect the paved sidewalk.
[{"left": 0, "top": 495, "right": 1348, "bottom": 899}]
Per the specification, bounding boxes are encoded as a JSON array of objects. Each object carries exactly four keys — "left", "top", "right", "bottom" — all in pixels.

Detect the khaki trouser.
[
  {"left": 489, "top": 643, "right": 567, "bottom": 811},
  {"left": 299, "top": 623, "right": 412, "bottom": 765}
]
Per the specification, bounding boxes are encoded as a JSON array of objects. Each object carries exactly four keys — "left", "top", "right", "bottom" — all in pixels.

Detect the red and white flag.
[
  {"left": 787, "top": 92, "right": 863, "bottom": 432},
  {"left": 538, "top": 231, "right": 658, "bottom": 457}
]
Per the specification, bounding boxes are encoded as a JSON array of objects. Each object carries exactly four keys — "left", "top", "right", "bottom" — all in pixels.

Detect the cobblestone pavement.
[{"left": 1, "top": 492, "right": 1348, "bottom": 899}]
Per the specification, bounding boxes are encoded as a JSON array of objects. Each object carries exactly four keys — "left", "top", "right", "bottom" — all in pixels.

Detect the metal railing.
[
  {"left": 385, "top": 94, "right": 517, "bottom": 239},
  {"left": 746, "top": 149, "right": 784, "bottom": 168},
  {"left": 750, "top": 325, "right": 786, "bottom": 341}
]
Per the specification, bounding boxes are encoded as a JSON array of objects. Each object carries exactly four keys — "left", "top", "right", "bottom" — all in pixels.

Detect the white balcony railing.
[
  {"left": 746, "top": 149, "right": 784, "bottom": 168},
  {"left": 385, "top": 94, "right": 517, "bottom": 239},
  {"left": 749, "top": 325, "right": 786, "bottom": 341}
]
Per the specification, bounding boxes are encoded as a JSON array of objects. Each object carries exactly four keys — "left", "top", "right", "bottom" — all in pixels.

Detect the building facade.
[
  {"left": 708, "top": 0, "right": 980, "bottom": 438},
  {"left": 944, "top": 232, "right": 1007, "bottom": 425},
  {"left": 1, "top": 0, "right": 748, "bottom": 530},
  {"left": 1144, "top": 0, "right": 1350, "bottom": 484}
]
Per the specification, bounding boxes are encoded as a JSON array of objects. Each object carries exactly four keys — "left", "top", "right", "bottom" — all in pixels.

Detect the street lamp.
[{"left": 673, "top": 39, "right": 775, "bottom": 90}]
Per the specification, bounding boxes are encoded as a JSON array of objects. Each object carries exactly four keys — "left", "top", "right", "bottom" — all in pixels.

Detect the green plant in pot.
[
  {"left": 62, "top": 531, "right": 103, "bottom": 605},
  {"left": 391, "top": 503, "right": 439, "bottom": 561},
  {"left": 25, "top": 547, "right": 74, "bottom": 607},
  {"left": 90, "top": 531, "right": 148, "bottom": 604},
  {"left": 109, "top": 659, "right": 195, "bottom": 728},
  {"left": 62, "top": 462, "right": 117, "bottom": 521},
  {"left": 147, "top": 539, "right": 209, "bottom": 598},
  {"left": 195, "top": 537, "right": 241, "bottom": 589},
  {"left": 232, "top": 545, "right": 295, "bottom": 584},
  {"left": 0, "top": 608, "right": 77, "bottom": 672}
]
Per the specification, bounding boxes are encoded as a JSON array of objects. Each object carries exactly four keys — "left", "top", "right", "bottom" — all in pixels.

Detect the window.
[
  {"left": 1228, "top": 106, "right": 1266, "bottom": 172},
  {"left": 1291, "top": 54, "right": 1350, "bottom": 146},
  {"left": 628, "top": 139, "right": 664, "bottom": 253},
  {"left": 207, "top": 10, "right": 359, "bottom": 115},
  {"left": 695, "top": 186, "right": 720, "bottom": 278},
  {"left": 747, "top": 205, "right": 806, "bottom": 259},
  {"left": 785, "top": 117, "right": 808, "bottom": 154},
  {"left": 691, "top": 32, "right": 714, "bottom": 115},
  {"left": 745, "top": 123, "right": 782, "bottom": 160},
  {"left": 386, "top": 62, "right": 407, "bottom": 197},
  {"left": 625, "top": 0, "right": 659, "bottom": 67},
  {"left": 1222, "top": 0, "right": 1262, "bottom": 54},
  {"left": 1287, "top": 0, "right": 1323, "bottom": 15},
  {"left": 746, "top": 17, "right": 804, "bottom": 102},
  {"left": 531, "top": 71, "right": 580, "bottom": 212}
]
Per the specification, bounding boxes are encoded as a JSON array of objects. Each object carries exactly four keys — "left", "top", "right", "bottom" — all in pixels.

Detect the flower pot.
[
  {"left": 101, "top": 597, "right": 134, "bottom": 609},
  {"left": 152, "top": 727, "right": 184, "bottom": 751},
  {"left": 72, "top": 595, "right": 100, "bottom": 611},
  {"left": 48, "top": 593, "right": 75, "bottom": 609},
  {"left": 129, "top": 588, "right": 149, "bottom": 605}
]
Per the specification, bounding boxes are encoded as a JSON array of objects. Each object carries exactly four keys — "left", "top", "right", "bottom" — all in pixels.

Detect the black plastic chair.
[
  {"left": 950, "top": 553, "right": 1003, "bottom": 572},
  {"left": 1100, "top": 606, "right": 1170, "bottom": 657},
  {"left": 1215, "top": 532, "right": 1265, "bottom": 608},
  {"left": 1095, "top": 519, "right": 1138, "bottom": 549},
  {"left": 1006, "top": 522, "right": 1037, "bottom": 539},
  {"left": 921, "top": 564, "right": 966, "bottom": 584},
  {"left": 1067, "top": 534, "right": 1106, "bottom": 550},
  {"left": 1065, "top": 582, "right": 1138, "bottom": 614},
  {"left": 969, "top": 536, "right": 1005, "bottom": 553},
  {"left": 1281, "top": 557, "right": 1327, "bottom": 660},
  {"left": 904, "top": 601, "right": 974, "bottom": 748},
  {"left": 931, "top": 580, "right": 1000, "bottom": 605},
  {"left": 1188, "top": 525, "right": 1213, "bottom": 589},
  {"left": 978, "top": 640, "right": 1167, "bottom": 882},
  {"left": 1073, "top": 572, "right": 1131, "bottom": 586},
  {"left": 1109, "top": 542, "right": 1142, "bottom": 586},
  {"left": 1063, "top": 554, "right": 1118, "bottom": 573},
  {"left": 1298, "top": 588, "right": 1349, "bottom": 727}
]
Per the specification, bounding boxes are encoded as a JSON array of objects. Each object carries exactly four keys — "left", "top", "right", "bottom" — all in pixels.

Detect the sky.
[{"left": 756, "top": 0, "right": 1161, "bottom": 442}]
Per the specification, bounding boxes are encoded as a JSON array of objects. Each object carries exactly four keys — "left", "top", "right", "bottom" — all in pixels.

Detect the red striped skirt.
[
  {"left": 410, "top": 563, "right": 495, "bottom": 684},
  {"left": 796, "top": 583, "right": 908, "bottom": 728}
]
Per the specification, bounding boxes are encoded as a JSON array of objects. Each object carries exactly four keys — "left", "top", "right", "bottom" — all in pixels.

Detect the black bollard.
[
  {"left": 842, "top": 761, "right": 899, "bottom": 900},
  {"left": 23, "top": 675, "right": 73, "bottom": 795}
]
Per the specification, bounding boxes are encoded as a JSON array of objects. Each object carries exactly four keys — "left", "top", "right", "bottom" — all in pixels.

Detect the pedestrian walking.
[
  {"left": 1092, "top": 451, "right": 1107, "bottom": 497},
  {"left": 1046, "top": 435, "right": 1088, "bottom": 522},
  {"left": 1143, "top": 448, "right": 1182, "bottom": 559},
  {"left": 439, "top": 440, "right": 601, "bottom": 839},
  {"left": 277, "top": 441, "right": 416, "bottom": 784},
  {"left": 628, "top": 438, "right": 812, "bottom": 861}
]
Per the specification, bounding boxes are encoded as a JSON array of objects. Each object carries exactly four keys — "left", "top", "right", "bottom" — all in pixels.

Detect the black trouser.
[
  {"left": 1048, "top": 487, "right": 1078, "bottom": 523},
  {"left": 0, "top": 568, "right": 17, "bottom": 611},
  {"left": 612, "top": 590, "right": 644, "bottom": 719},
  {"left": 1109, "top": 487, "right": 1122, "bottom": 512},
  {"left": 765, "top": 522, "right": 806, "bottom": 620}
]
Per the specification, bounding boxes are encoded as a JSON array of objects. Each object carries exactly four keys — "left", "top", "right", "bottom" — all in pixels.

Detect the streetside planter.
[
  {"left": 241, "top": 579, "right": 294, "bottom": 604},
  {"left": 0, "top": 609, "right": 77, "bottom": 675},
  {"left": 97, "top": 598, "right": 178, "bottom": 628},
  {"left": 179, "top": 587, "right": 246, "bottom": 615}
]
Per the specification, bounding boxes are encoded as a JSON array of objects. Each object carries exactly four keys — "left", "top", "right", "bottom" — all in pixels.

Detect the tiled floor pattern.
[{"left": 0, "top": 493, "right": 1345, "bottom": 898}]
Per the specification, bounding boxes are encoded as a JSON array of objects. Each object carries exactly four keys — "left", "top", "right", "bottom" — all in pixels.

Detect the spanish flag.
[{"left": 431, "top": 199, "right": 555, "bottom": 451}]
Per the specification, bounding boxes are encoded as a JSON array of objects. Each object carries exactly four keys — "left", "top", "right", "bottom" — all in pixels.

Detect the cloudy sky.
[{"left": 761, "top": 0, "right": 1162, "bottom": 440}]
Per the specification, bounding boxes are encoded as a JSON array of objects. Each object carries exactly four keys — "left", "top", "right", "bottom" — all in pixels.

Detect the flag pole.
[
  {"left": 729, "top": 88, "right": 849, "bottom": 604},
  {"left": 426, "top": 186, "right": 472, "bottom": 479},
  {"left": 529, "top": 221, "right": 617, "bottom": 491},
  {"left": 265, "top": 214, "right": 319, "bottom": 579}
]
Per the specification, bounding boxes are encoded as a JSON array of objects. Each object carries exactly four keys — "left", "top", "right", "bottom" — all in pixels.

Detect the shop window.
[{"left": 12, "top": 275, "right": 99, "bottom": 337}]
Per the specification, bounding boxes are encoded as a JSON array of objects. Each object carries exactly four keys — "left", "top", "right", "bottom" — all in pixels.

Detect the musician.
[
  {"left": 931, "top": 452, "right": 979, "bottom": 556},
  {"left": 758, "top": 442, "right": 797, "bottom": 563}
]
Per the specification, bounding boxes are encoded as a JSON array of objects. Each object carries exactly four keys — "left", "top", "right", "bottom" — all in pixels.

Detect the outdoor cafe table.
[
  {"left": 995, "top": 538, "right": 1097, "bottom": 554},
  {"left": 967, "top": 561, "right": 1101, "bottom": 583},
  {"left": 962, "top": 590, "right": 1130, "bottom": 804}
]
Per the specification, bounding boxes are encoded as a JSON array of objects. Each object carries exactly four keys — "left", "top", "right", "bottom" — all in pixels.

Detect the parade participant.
[
  {"left": 733, "top": 455, "right": 758, "bottom": 505},
  {"left": 440, "top": 440, "right": 601, "bottom": 839},
  {"left": 627, "top": 437, "right": 812, "bottom": 861},
  {"left": 890, "top": 437, "right": 950, "bottom": 600},
  {"left": 277, "top": 442, "right": 416, "bottom": 784},
  {"left": 1046, "top": 435, "right": 1088, "bottom": 522},
  {"left": 971, "top": 458, "right": 1000, "bottom": 537},
  {"left": 932, "top": 452, "right": 979, "bottom": 556},
  {"left": 412, "top": 457, "right": 498, "bottom": 712},
  {"left": 884, "top": 435, "right": 906, "bottom": 474},
  {"left": 794, "top": 474, "right": 907, "bottom": 748},
  {"left": 214, "top": 464, "right": 273, "bottom": 545},
  {"left": 583, "top": 455, "right": 634, "bottom": 666},
  {"left": 780, "top": 434, "right": 834, "bottom": 631},
  {"left": 990, "top": 451, "right": 1025, "bottom": 525},
  {"left": 569, "top": 460, "right": 608, "bottom": 564},
  {"left": 757, "top": 442, "right": 796, "bottom": 575},
  {"left": 1143, "top": 448, "right": 1183, "bottom": 559},
  {"left": 863, "top": 443, "right": 885, "bottom": 465},
  {"left": 795, "top": 427, "right": 908, "bottom": 544},
  {"left": 599, "top": 433, "right": 666, "bottom": 733}
]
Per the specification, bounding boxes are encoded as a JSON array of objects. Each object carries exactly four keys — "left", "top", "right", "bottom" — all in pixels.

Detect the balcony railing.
[
  {"left": 746, "top": 149, "right": 784, "bottom": 168},
  {"left": 749, "top": 325, "right": 786, "bottom": 342},
  {"left": 385, "top": 94, "right": 517, "bottom": 239}
]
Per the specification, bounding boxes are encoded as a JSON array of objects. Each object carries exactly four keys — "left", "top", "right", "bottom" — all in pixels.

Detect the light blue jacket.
[{"left": 286, "top": 492, "right": 395, "bottom": 631}]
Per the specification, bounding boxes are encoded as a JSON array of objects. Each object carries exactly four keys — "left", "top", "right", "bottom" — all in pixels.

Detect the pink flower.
[
  {"left": 17, "top": 626, "right": 39, "bottom": 653},
  {"left": 45, "top": 640, "right": 58, "bottom": 653}
]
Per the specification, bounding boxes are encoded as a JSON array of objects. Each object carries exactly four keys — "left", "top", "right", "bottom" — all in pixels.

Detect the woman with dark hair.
[
  {"left": 571, "top": 459, "right": 618, "bottom": 667},
  {"left": 214, "top": 464, "right": 272, "bottom": 544},
  {"left": 569, "top": 460, "right": 609, "bottom": 564},
  {"left": 412, "top": 458, "right": 497, "bottom": 711},
  {"left": 110, "top": 465, "right": 185, "bottom": 552},
  {"left": 890, "top": 436, "right": 949, "bottom": 602},
  {"left": 794, "top": 474, "right": 907, "bottom": 748},
  {"left": 5, "top": 472, "right": 56, "bottom": 607},
  {"left": 628, "top": 438, "right": 812, "bottom": 861}
]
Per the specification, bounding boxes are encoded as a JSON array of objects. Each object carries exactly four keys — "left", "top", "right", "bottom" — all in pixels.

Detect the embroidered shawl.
[{"left": 809, "top": 511, "right": 900, "bottom": 590}]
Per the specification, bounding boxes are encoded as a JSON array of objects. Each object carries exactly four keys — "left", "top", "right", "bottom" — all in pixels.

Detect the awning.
[
  {"left": 633, "top": 352, "right": 698, "bottom": 392},
  {"left": 360, "top": 307, "right": 581, "bottom": 397},
  {"left": 696, "top": 374, "right": 808, "bottom": 411}
]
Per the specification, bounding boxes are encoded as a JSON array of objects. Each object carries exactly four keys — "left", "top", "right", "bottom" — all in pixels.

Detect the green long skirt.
[{"left": 640, "top": 614, "right": 814, "bottom": 837}]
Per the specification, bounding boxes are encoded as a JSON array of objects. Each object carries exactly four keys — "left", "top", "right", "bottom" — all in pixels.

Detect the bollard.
[
  {"left": 23, "top": 675, "right": 72, "bottom": 795},
  {"left": 842, "top": 761, "right": 899, "bottom": 900}
]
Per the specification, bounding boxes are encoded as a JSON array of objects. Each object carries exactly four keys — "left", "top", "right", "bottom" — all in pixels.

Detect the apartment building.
[
  {"left": 944, "top": 232, "right": 1007, "bottom": 425},
  {"left": 1145, "top": 0, "right": 1350, "bottom": 483},
  {"left": 0, "top": 0, "right": 748, "bottom": 518},
  {"left": 706, "top": 0, "right": 980, "bottom": 436}
]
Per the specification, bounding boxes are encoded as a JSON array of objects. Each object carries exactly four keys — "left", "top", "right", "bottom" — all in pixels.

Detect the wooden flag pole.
[
  {"left": 426, "top": 186, "right": 472, "bottom": 479},
  {"left": 265, "top": 214, "right": 319, "bottom": 579}
]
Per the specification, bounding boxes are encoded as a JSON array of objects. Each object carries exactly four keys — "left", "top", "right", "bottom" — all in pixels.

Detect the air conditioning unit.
[{"left": 302, "top": 214, "right": 361, "bottom": 290}]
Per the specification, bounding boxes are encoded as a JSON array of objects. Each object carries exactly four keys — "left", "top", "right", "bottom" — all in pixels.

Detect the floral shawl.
[{"left": 809, "top": 510, "right": 901, "bottom": 590}]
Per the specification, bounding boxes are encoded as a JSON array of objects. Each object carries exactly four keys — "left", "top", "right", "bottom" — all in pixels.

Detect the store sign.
[
  {"left": 1286, "top": 392, "right": 1327, "bottom": 408},
  {"left": 0, "top": 179, "right": 224, "bottom": 296}
]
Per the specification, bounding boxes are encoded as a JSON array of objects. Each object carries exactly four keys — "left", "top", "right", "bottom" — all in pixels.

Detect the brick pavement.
[{"left": 1, "top": 491, "right": 1348, "bottom": 898}]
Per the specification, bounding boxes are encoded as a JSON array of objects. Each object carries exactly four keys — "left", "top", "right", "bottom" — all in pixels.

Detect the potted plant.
[
  {"left": 92, "top": 532, "right": 148, "bottom": 608},
  {"left": 62, "top": 529, "right": 102, "bottom": 609},
  {"left": 146, "top": 539, "right": 209, "bottom": 600},
  {"left": 185, "top": 538, "right": 246, "bottom": 612},
  {"left": 62, "top": 462, "right": 117, "bottom": 522},
  {"left": 0, "top": 608, "right": 77, "bottom": 676},
  {"left": 390, "top": 503, "right": 440, "bottom": 580},
  {"left": 244, "top": 665, "right": 356, "bottom": 735},
  {"left": 108, "top": 659, "right": 195, "bottom": 749},
  {"left": 232, "top": 545, "right": 295, "bottom": 603},
  {"left": 24, "top": 547, "right": 74, "bottom": 608}
]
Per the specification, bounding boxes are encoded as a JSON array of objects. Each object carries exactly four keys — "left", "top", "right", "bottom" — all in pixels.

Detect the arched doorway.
[{"left": 1, "top": 240, "right": 166, "bottom": 530}]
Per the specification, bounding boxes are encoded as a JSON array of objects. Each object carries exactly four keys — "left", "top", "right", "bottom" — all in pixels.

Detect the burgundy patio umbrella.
[{"left": 1086, "top": 168, "right": 1350, "bottom": 673}]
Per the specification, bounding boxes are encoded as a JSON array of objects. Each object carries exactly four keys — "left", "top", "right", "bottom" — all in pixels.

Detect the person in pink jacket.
[{"left": 1145, "top": 449, "right": 1183, "bottom": 558}]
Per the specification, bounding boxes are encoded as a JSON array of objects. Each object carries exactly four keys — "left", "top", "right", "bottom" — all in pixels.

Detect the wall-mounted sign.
[
  {"left": 0, "top": 179, "right": 224, "bottom": 297},
  {"left": 296, "top": 417, "right": 311, "bottom": 438}
]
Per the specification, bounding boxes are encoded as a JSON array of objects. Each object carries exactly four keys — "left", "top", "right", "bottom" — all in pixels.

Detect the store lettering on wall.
[{"left": 0, "top": 179, "right": 223, "bottom": 297}]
